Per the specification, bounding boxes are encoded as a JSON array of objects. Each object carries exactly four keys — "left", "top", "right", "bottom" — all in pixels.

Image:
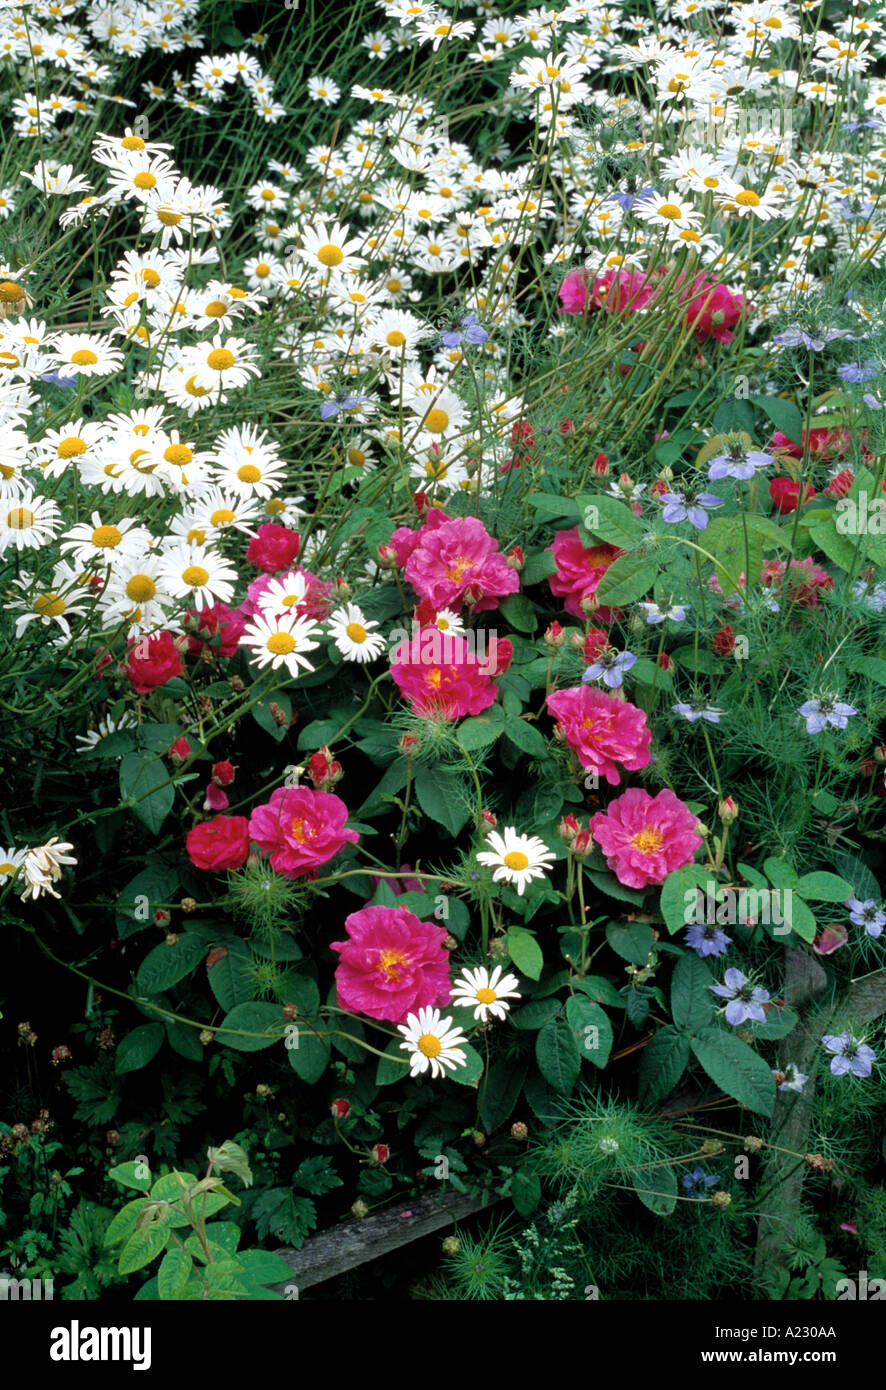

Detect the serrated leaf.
[
  {"left": 118, "top": 1223, "right": 170, "bottom": 1276},
  {"left": 689, "top": 1026, "right": 775, "bottom": 1117},
  {"left": 507, "top": 926, "right": 543, "bottom": 980},
  {"left": 119, "top": 752, "right": 175, "bottom": 835},
  {"left": 157, "top": 1247, "right": 193, "bottom": 1299},
  {"left": 809, "top": 520, "right": 859, "bottom": 573},
  {"left": 535, "top": 1016, "right": 581, "bottom": 1094},
  {"left": 794, "top": 871, "right": 852, "bottom": 902},
  {"left": 632, "top": 1162, "right": 677, "bottom": 1216},
  {"left": 413, "top": 765, "right": 471, "bottom": 837},
  {"left": 606, "top": 920, "right": 654, "bottom": 964},
  {"left": 287, "top": 1027, "right": 330, "bottom": 1084},
  {"left": 671, "top": 954, "right": 716, "bottom": 1031},
  {"left": 595, "top": 552, "right": 658, "bottom": 606},
  {"left": 585, "top": 869, "right": 647, "bottom": 906},
  {"left": 504, "top": 716, "right": 549, "bottom": 758},
  {"left": 511, "top": 1170, "right": 542, "bottom": 1218},
  {"left": 457, "top": 714, "right": 504, "bottom": 750},
  {"left": 115, "top": 1023, "right": 165, "bottom": 1075},
  {"left": 217, "top": 1002, "right": 284, "bottom": 1052},
  {"left": 565, "top": 995, "right": 613, "bottom": 1068},
  {"left": 705, "top": 516, "right": 762, "bottom": 594},
  {"left": 108, "top": 1161, "right": 152, "bottom": 1193},
  {"left": 206, "top": 938, "right": 255, "bottom": 1011},
  {"left": 479, "top": 1056, "right": 528, "bottom": 1130},
  {"left": 573, "top": 975, "right": 625, "bottom": 1008},
  {"left": 749, "top": 393, "right": 804, "bottom": 444},
  {"left": 136, "top": 932, "right": 206, "bottom": 996},
  {"left": 577, "top": 493, "right": 645, "bottom": 550},
  {"left": 638, "top": 1026, "right": 691, "bottom": 1106},
  {"left": 105, "top": 1198, "right": 149, "bottom": 1248},
  {"left": 499, "top": 593, "right": 538, "bottom": 634}
]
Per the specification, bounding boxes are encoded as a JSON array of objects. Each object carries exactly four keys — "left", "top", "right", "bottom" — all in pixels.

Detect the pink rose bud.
[
  {"left": 371, "top": 1143, "right": 389, "bottom": 1164},
  {"left": 558, "top": 814, "right": 580, "bottom": 843},
  {"left": 480, "top": 808, "right": 497, "bottom": 828},
  {"left": 572, "top": 829, "right": 592, "bottom": 856},
  {"left": 544, "top": 621, "right": 565, "bottom": 647},
  {"left": 331, "top": 1098, "right": 351, "bottom": 1119},
  {"left": 212, "top": 760, "right": 235, "bottom": 786},
  {"left": 718, "top": 797, "right": 739, "bottom": 825},
  {"left": 506, "top": 545, "right": 524, "bottom": 570},
  {"left": 377, "top": 543, "right": 398, "bottom": 567},
  {"left": 168, "top": 736, "right": 191, "bottom": 763}
]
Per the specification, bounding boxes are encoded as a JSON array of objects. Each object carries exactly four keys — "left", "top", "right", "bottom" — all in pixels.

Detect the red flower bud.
[
  {"left": 168, "top": 736, "right": 191, "bottom": 763},
  {"left": 331, "top": 1098, "right": 351, "bottom": 1119},
  {"left": 712, "top": 625, "right": 735, "bottom": 656},
  {"left": 506, "top": 545, "right": 524, "bottom": 570},
  {"left": 544, "top": 620, "right": 565, "bottom": 647},
  {"left": 583, "top": 627, "right": 610, "bottom": 663},
  {"left": 371, "top": 1143, "right": 390, "bottom": 1164},
  {"left": 769, "top": 476, "right": 816, "bottom": 514},
  {"left": 212, "top": 760, "right": 235, "bottom": 786},
  {"left": 657, "top": 651, "right": 675, "bottom": 673}
]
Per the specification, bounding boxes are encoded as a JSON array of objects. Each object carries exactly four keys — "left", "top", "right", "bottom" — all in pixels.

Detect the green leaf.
[
  {"left": 529, "top": 494, "right": 581, "bottom": 521},
  {"left": 828, "top": 850, "right": 880, "bottom": 904},
  {"left": 565, "top": 995, "right": 613, "bottom": 1068},
  {"left": 713, "top": 397, "right": 756, "bottom": 435},
  {"left": 105, "top": 1198, "right": 149, "bottom": 1249},
  {"left": 206, "top": 938, "right": 255, "bottom": 1011},
  {"left": 786, "top": 895, "right": 817, "bottom": 943},
  {"left": 499, "top": 593, "right": 538, "bottom": 634},
  {"left": 535, "top": 1016, "right": 581, "bottom": 1094},
  {"left": 511, "top": 1170, "right": 541, "bottom": 1218},
  {"left": 794, "top": 871, "right": 852, "bottom": 902},
  {"left": 136, "top": 932, "right": 206, "bottom": 996},
  {"left": 855, "top": 656, "right": 886, "bottom": 687},
  {"left": 286, "top": 1027, "right": 330, "bottom": 1084},
  {"left": 118, "top": 1223, "right": 170, "bottom": 1276},
  {"left": 157, "top": 1247, "right": 193, "bottom": 1299},
  {"left": 809, "top": 520, "right": 859, "bottom": 573},
  {"left": 116, "top": 864, "right": 180, "bottom": 938},
  {"left": 705, "top": 516, "right": 762, "bottom": 594},
  {"left": 375, "top": 1036, "right": 410, "bottom": 1086},
  {"left": 689, "top": 1027, "right": 776, "bottom": 1117},
  {"left": 763, "top": 857, "right": 799, "bottom": 891},
  {"left": 750, "top": 1003, "right": 799, "bottom": 1041},
  {"left": 235, "top": 1250, "right": 295, "bottom": 1286},
  {"left": 510, "top": 997, "right": 561, "bottom": 1030},
  {"left": 574, "top": 975, "right": 625, "bottom": 1008},
  {"left": 504, "top": 716, "right": 549, "bottom": 758},
  {"left": 216, "top": 1002, "right": 284, "bottom": 1052},
  {"left": 521, "top": 548, "right": 557, "bottom": 585},
  {"left": 251, "top": 690, "right": 292, "bottom": 742},
  {"left": 660, "top": 865, "right": 709, "bottom": 934},
  {"left": 507, "top": 927, "right": 543, "bottom": 980},
  {"left": 606, "top": 920, "right": 654, "bottom": 964},
  {"left": 165, "top": 1019, "right": 204, "bottom": 1061},
  {"left": 670, "top": 954, "right": 715, "bottom": 1031},
  {"left": 633, "top": 1163, "right": 677, "bottom": 1217},
  {"left": 595, "top": 552, "right": 658, "bottom": 606},
  {"left": 297, "top": 716, "right": 348, "bottom": 751},
  {"left": 585, "top": 870, "right": 647, "bottom": 906},
  {"left": 577, "top": 493, "right": 645, "bottom": 550},
  {"left": 457, "top": 713, "right": 504, "bottom": 750},
  {"left": 108, "top": 1161, "right": 152, "bottom": 1193},
  {"left": 748, "top": 393, "right": 803, "bottom": 443},
  {"left": 413, "top": 765, "right": 470, "bottom": 837},
  {"left": 638, "top": 1026, "right": 691, "bottom": 1106},
  {"left": 450, "top": 1042, "right": 484, "bottom": 1087},
  {"left": 119, "top": 752, "right": 175, "bottom": 835},
  {"left": 479, "top": 1056, "right": 528, "bottom": 1131},
  {"left": 115, "top": 1023, "right": 165, "bottom": 1075}
]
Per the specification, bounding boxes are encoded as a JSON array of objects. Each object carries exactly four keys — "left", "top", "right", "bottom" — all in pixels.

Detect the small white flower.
[
  {"left": 397, "top": 1006, "right": 468, "bottom": 1079},
  {"left": 327, "top": 603, "right": 387, "bottom": 662},
  {"left": 476, "top": 827, "right": 556, "bottom": 896},
  {"left": 451, "top": 965, "right": 522, "bottom": 1022}
]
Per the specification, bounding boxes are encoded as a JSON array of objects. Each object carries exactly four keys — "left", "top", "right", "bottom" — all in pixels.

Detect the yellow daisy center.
[
  {"left": 424, "top": 407, "right": 449, "bottom": 433},
  {"left": 317, "top": 244, "right": 344, "bottom": 267},
  {"left": 35, "top": 592, "right": 66, "bottom": 616},
  {"left": 142, "top": 268, "right": 161, "bottom": 287},
  {"left": 58, "top": 435, "right": 87, "bottom": 458},
  {"left": 7, "top": 507, "right": 34, "bottom": 528},
  {"left": 207, "top": 347, "right": 235, "bottom": 370},
  {"left": 185, "top": 375, "right": 212, "bottom": 397},
  {"left": 71, "top": 348, "right": 98, "bottom": 365},
  {"left": 164, "top": 443, "right": 193, "bottom": 465},
  {"left": 204, "top": 299, "right": 227, "bottom": 317},
  {"left": 210, "top": 508, "right": 235, "bottom": 526},
  {"left": 134, "top": 171, "right": 156, "bottom": 190},
  {"left": 418, "top": 1033, "right": 442, "bottom": 1057},
  {"left": 386, "top": 329, "right": 406, "bottom": 347},
  {"left": 126, "top": 574, "right": 156, "bottom": 601},
  {"left": 0, "top": 280, "right": 25, "bottom": 302},
  {"left": 268, "top": 631, "right": 296, "bottom": 654},
  {"left": 504, "top": 850, "right": 529, "bottom": 871},
  {"left": 158, "top": 208, "right": 182, "bottom": 225},
  {"left": 345, "top": 621, "right": 367, "bottom": 642},
  {"left": 658, "top": 202, "right": 683, "bottom": 219},
  {"left": 237, "top": 463, "right": 261, "bottom": 483},
  {"left": 255, "top": 262, "right": 271, "bottom": 276},
  {"left": 736, "top": 190, "right": 760, "bottom": 206},
  {"left": 91, "top": 524, "right": 122, "bottom": 547},
  {"left": 476, "top": 987, "right": 496, "bottom": 1003},
  {"left": 182, "top": 564, "right": 209, "bottom": 587},
  {"left": 121, "top": 134, "right": 146, "bottom": 150}
]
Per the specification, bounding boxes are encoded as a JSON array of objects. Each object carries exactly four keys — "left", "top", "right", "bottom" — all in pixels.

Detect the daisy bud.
[
  {"left": 441, "top": 1235, "right": 461, "bottom": 1255},
  {"left": 510, "top": 1121, "right": 528, "bottom": 1141},
  {"left": 718, "top": 797, "right": 739, "bottom": 825},
  {"left": 371, "top": 1143, "right": 389, "bottom": 1164},
  {"left": 506, "top": 545, "right": 524, "bottom": 570},
  {"left": 331, "top": 1098, "right": 351, "bottom": 1120},
  {"left": 544, "top": 620, "right": 565, "bottom": 647},
  {"left": 351, "top": 1199, "right": 369, "bottom": 1219},
  {"left": 558, "top": 814, "right": 580, "bottom": 843},
  {"left": 212, "top": 760, "right": 235, "bottom": 786}
]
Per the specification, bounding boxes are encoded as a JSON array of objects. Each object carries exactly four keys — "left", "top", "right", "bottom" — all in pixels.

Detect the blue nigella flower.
[
  {"left": 672, "top": 700, "right": 724, "bottom": 724},
  {"left": 41, "top": 370, "right": 77, "bottom": 389},
  {"left": 320, "top": 392, "right": 372, "bottom": 420},
  {"left": 682, "top": 1166, "right": 721, "bottom": 1199},
  {"left": 797, "top": 696, "right": 857, "bottom": 735},
  {"left": 607, "top": 184, "right": 657, "bottom": 213},
  {"left": 837, "top": 361, "right": 880, "bottom": 383},
  {"left": 772, "top": 324, "right": 858, "bottom": 351},
  {"left": 684, "top": 922, "right": 732, "bottom": 958},
  {"left": 582, "top": 649, "right": 637, "bottom": 690},
  {"left": 821, "top": 1031, "right": 875, "bottom": 1078},
  {"left": 660, "top": 491, "right": 723, "bottom": 530},
  {"left": 439, "top": 313, "right": 488, "bottom": 348},
  {"left": 709, "top": 967, "right": 770, "bottom": 1025},
  {"left": 707, "top": 449, "right": 773, "bottom": 482},
  {"left": 637, "top": 600, "right": 688, "bottom": 623},
  {"left": 847, "top": 897, "right": 886, "bottom": 938}
]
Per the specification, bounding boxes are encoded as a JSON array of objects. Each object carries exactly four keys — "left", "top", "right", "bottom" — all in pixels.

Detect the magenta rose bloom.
[
  {"left": 245, "top": 522, "right": 301, "bottom": 573},
  {"left": 547, "top": 686, "right": 652, "bottom": 785},
  {"left": 331, "top": 905, "right": 452, "bottom": 1023},
  {"left": 391, "top": 628, "right": 498, "bottom": 717},
  {"left": 185, "top": 815, "right": 251, "bottom": 871},
  {"left": 248, "top": 787, "right": 358, "bottom": 879},
  {"left": 547, "top": 528, "right": 623, "bottom": 621},
  {"left": 590, "top": 787, "right": 701, "bottom": 888},
  {"left": 678, "top": 273, "right": 747, "bottom": 345},
  {"left": 186, "top": 601, "right": 248, "bottom": 657},
  {"left": 405, "top": 515, "right": 519, "bottom": 613}
]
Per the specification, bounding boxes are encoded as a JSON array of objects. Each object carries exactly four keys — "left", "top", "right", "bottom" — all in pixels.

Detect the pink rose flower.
[
  {"left": 590, "top": 787, "right": 701, "bottom": 888},
  {"left": 330, "top": 904, "right": 452, "bottom": 1024},
  {"left": 245, "top": 522, "right": 300, "bottom": 573},
  {"left": 391, "top": 628, "right": 499, "bottom": 717},
  {"left": 546, "top": 686, "right": 652, "bottom": 785},
  {"left": 547, "top": 528, "right": 623, "bottom": 621},
  {"left": 186, "top": 601, "right": 248, "bottom": 657},
  {"left": 405, "top": 515, "right": 519, "bottom": 613},
  {"left": 248, "top": 787, "right": 359, "bottom": 879},
  {"left": 677, "top": 273, "right": 747, "bottom": 345}
]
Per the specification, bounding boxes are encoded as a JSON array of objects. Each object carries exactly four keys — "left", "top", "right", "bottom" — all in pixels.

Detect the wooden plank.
[{"left": 271, "top": 1189, "right": 500, "bottom": 1294}]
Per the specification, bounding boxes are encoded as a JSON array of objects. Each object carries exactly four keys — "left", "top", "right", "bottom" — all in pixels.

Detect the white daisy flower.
[
  {"left": 256, "top": 569, "right": 309, "bottom": 618},
  {"left": 397, "top": 1006, "right": 469, "bottom": 1079},
  {"left": 451, "top": 965, "right": 522, "bottom": 1022},
  {"left": 156, "top": 542, "right": 237, "bottom": 610},
  {"left": 0, "top": 847, "right": 27, "bottom": 884},
  {"left": 8, "top": 562, "right": 91, "bottom": 643},
  {"left": 476, "top": 827, "right": 556, "bottom": 896},
  {"left": 327, "top": 603, "right": 387, "bottom": 662},
  {"left": 19, "top": 837, "right": 77, "bottom": 902},
  {"left": 60, "top": 512, "right": 152, "bottom": 569},
  {"left": 239, "top": 609, "right": 321, "bottom": 677},
  {"left": 0, "top": 493, "right": 61, "bottom": 555},
  {"left": 75, "top": 712, "right": 139, "bottom": 754}
]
